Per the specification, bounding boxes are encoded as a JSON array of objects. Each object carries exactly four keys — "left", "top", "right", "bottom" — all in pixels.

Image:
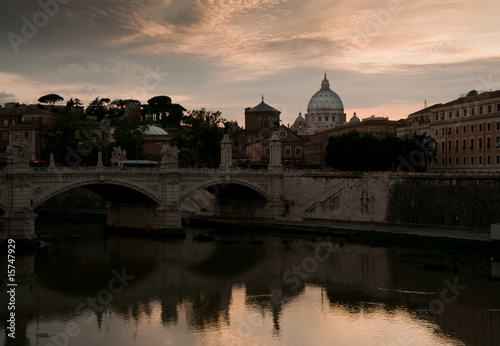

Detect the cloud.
[
  {"left": 58, "top": 63, "right": 102, "bottom": 75},
  {"left": 0, "top": 91, "right": 17, "bottom": 104}
]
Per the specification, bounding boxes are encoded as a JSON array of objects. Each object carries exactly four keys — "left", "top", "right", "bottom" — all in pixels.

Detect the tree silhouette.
[
  {"left": 170, "top": 109, "right": 225, "bottom": 168},
  {"left": 38, "top": 94, "right": 64, "bottom": 109}
]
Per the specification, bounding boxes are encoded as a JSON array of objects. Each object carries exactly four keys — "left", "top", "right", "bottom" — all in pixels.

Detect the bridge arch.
[
  {"left": 33, "top": 180, "right": 161, "bottom": 209},
  {"left": 180, "top": 180, "right": 271, "bottom": 220},
  {"left": 180, "top": 180, "right": 270, "bottom": 202}
]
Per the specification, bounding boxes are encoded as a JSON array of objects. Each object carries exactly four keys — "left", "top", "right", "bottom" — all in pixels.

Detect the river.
[{"left": 1, "top": 214, "right": 499, "bottom": 346}]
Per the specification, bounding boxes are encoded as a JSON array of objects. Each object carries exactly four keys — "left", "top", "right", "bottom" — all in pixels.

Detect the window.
[
  {"left": 488, "top": 104, "right": 492, "bottom": 113},
  {"left": 497, "top": 103, "right": 500, "bottom": 112},
  {"left": 487, "top": 155, "right": 491, "bottom": 164},
  {"left": 479, "top": 106, "right": 483, "bottom": 115},
  {"left": 262, "top": 118, "right": 268, "bottom": 128},
  {"left": 448, "top": 111, "right": 452, "bottom": 119},
  {"left": 479, "top": 138, "right": 483, "bottom": 150},
  {"left": 264, "top": 147, "right": 270, "bottom": 156},
  {"left": 471, "top": 156, "right": 475, "bottom": 165},
  {"left": 448, "top": 157, "right": 452, "bottom": 165},
  {"left": 295, "top": 147, "right": 302, "bottom": 156},
  {"left": 448, "top": 140, "right": 452, "bottom": 152},
  {"left": 318, "top": 116, "right": 322, "bottom": 122},
  {"left": 455, "top": 157, "right": 459, "bottom": 165},
  {"left": 488, "top": 123, "right": 491, "bottom": 131},
  {"left": 487, "top": 137, "right": 491, "bottom": 149},
  {"left": 285, "top": 146, "right": 291, "bottom": 156},
  {"left": 15, "top": 132, "right": 19, "bottom": 140},
  {"left": 455, "top": 139, "right": 459, "bottom": 151},
  {"left": 497, "top": 155, "right": 500, "bottom": 165},
  {"left": 470, "top": 138, "right": 474, "bottom": 150},
  {"left": 441, "top": 141, "right": 445, "bottom": 153},
  {"left": 441, "top": 128, "right": 445, "bottom": 136},
  {"left": 455, "top": 127, "right": 459, "bottom": 134},
  {"left": 3, "top": 119, "right": 7, "bottom": 126},
  {"left": 496, "top": 136, "right": 500, "bottom": 149},
  {"left": 471, "top": 107, "right": 475, "bottom": 116},
  {"left": 368, "top": 127, "right": 380, "bottom": 133},
  {"left": 435, "top": 129, "right": 438, "bottom": 136},
  {"left": 389, "top": 127, "right": 394, "bottom": 133},
  {"left": 497, "top": 122, "right": 500, "bottom": 131},
  {"left": 441, "top": 157, "right": 445, "bottom": 165},
  {"left": 463, "top": 125, "right": 467, "bottom": 134},
  {"left": 479, "top": 124, "right": 483, "bottom": 132},
  {"left": 456, "top": 110, "right": 460, "bottom": 118},
  {"left": 325, "top": 116, "right": 329, "bottom": 122},
  {"left": 2, "top": 133, "right": 7, "bottom": 140},
  {"left": 479, "top": 156, "right": 483, "bottom": 165},
  {"left": 463, "top": 156, "right": 467, "bottom": 165},
  {"left": 24, "top": 132, "right": 28, "bottom": 139},
  {"left": 462, "top": 139, "right": 467, "bottom": 150},
  {"left": 464, "top": 108, "right": 467, "bottom": 116}
]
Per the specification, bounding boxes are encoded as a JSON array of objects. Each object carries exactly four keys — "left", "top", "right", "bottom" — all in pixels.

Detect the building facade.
[
  {"left": 245, "top": 125, "right": 306, "bottom": 168},
  {"left": 244, "top": 97, "right": 281, "bottom": 143},
  {"left": 428, "top": 90, "right": 500, "bottom": 171},
  {"left": 0, "top": 103, "right": 54, "bottom": 161}
]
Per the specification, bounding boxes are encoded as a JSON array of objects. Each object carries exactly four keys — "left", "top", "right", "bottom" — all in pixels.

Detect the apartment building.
[{"left": 430, "top": 90, "right": 500, "bottom": 171}]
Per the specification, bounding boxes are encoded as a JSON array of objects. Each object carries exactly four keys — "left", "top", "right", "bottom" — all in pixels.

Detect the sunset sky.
[{"left": 1, "top": 0, "right": 499, "bottom": 125}]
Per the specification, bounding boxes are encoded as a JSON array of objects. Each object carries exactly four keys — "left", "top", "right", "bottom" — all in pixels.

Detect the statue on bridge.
[
  {"left": 6, "top": 140, "right": 32, "bottom": 162},
  {"left": 161, "top": 144, "right": 179, "bottom": 168},
  {"left": 111, "top": 146, "right": 127, "bottom": 165}
]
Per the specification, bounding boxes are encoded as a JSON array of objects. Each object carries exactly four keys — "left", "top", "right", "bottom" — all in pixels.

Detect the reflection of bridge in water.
[{"left": 2, "top": 231, "right": 499, "bottom": 345}]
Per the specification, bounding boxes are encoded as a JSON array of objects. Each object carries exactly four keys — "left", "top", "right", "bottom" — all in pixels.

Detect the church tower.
[{"left": 244, "top": 96, "right": 281, "bottom": 142}]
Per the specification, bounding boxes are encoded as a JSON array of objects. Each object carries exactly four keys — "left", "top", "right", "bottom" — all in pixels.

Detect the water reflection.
[{"left": 1, "top": 217, "right": 499, "bottom": 345}]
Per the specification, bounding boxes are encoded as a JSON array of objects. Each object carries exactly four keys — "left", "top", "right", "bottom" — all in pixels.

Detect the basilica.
[
  {"left": 232, "top": 73, "right": 400, "bottom": 168},
  {"left": 291, "top": 73, "right": 347, "bottom": 135}
]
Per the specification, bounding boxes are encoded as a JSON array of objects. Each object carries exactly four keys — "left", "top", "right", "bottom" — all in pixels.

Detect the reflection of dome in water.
[
  {"left": 349, "top": 112, "right": 360, "bottom": 123},
  {"left": 307, "top": 74, "right": 344, "bottom": 113}
]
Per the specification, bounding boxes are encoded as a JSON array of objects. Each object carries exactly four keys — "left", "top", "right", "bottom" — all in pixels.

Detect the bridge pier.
[
  {"left": 106, "top": 202, "right": 182, "bottom": 232},
  {"left": 0, "top": 208, "right": 38, "bottom": 246}
]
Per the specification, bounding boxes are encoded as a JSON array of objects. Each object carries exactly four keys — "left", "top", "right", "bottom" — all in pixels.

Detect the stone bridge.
[
  {"left": 0, "top": 165, "right": 287, "bottom": 242},
  {"left": 0, "top": 133, "right": 286, "bottom": 243}
]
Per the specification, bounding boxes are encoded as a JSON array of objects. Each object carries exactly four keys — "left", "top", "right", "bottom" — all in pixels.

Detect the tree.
[
  {"left": 38, "top": 94, "right": 64, "bottom": 109},
  {"left": 147, "top": 95, "right": 186, "bottom": 127},
  {"left": 324, "top": 131, "right": 436, "bottom": 171},
  {"left": 324, "top": 131, "right": 378, "bottom": 171},
  {"left": 147, "top": 95, "right": 171, "bottom": 125},
  {"left": 41, "top": 108, "right": 104, "bottom": 166},
  {"left": 110, "top": 113, "right": 149, "bottom": 160},
  {"left": 170, "top": 108, "right": 225, "bottom": 168},
  {"left": 66, "top": 98, "right": 75, "bottom": 108},
  {"left": 167, "top": 103, "right": 187, "bottom": 127},
  {"left": 85, "top": 97, "right": 111, "bottom": 121}
]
